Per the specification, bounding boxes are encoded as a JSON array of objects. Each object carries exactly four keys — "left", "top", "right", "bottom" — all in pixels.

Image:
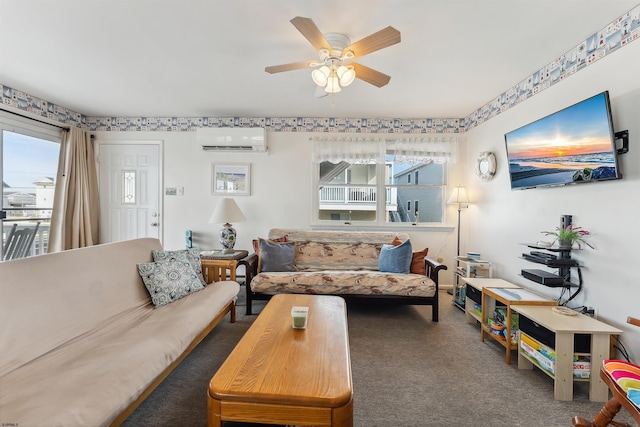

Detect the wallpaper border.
[{"left": 1, "top": 4, "right": 638, "bottom": 134}]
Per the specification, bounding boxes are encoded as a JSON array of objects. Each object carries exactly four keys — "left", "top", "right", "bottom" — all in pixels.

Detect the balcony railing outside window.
[
  {"left": 2, "top": 208, "right": 52, "bottom": 258},
  {"left": 319, "top": 186, "right": 395, "bottom": 205}
]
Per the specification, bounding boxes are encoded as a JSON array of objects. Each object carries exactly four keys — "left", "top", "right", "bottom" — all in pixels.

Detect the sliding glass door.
[{"left": 1, "top": 113, "right": 61, "bottom": 260}]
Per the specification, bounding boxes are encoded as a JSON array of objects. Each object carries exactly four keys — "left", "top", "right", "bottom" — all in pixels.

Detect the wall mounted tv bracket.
[{"left": 615, "top": 130, "right": 629, "bottom": 154}]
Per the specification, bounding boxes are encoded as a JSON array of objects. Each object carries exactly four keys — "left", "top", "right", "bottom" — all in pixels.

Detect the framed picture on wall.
[{"left": 212, "top": 163, "right": 251, "bottom": 196}]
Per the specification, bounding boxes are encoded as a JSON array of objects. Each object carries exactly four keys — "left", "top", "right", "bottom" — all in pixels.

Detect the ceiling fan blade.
[
  {"left": 290, "top": 17, "right": 330, "bottom": 51},
  {"left": 265, "top": 61, "right": 316, "bottom": 74},
  {"left": 352, "top": 63, "right": 391, "bottom": 87},
  {"left": 344, "top": 26, "right": 401, "bottom": 58}
]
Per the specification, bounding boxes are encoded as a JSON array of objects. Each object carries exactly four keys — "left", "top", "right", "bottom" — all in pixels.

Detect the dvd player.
[
  {"left": 521, "top": 269, "right": 565, "bottom": 287},
  {"left": 522, "top": 253, "right": 547, "bottom": 263},
  {"left": 522, "top": 252, "right": 579, "bottom": 267},
  {"left": 530, "top": 251, "right": 557, "bottom": 260}
]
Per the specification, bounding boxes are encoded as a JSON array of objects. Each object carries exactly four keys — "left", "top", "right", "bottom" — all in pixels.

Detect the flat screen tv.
[{"left": 505, "top": 91, "right": 621, "bottom": 190}]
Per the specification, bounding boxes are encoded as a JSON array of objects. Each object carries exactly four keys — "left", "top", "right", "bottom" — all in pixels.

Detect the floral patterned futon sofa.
[{"left": 241, "top": 229, "right": 447, "bottom": 321}]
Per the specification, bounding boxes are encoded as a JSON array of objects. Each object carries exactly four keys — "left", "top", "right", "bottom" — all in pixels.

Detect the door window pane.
[{"left": 121, "top": 170, "right": 136, "bottom": 204}]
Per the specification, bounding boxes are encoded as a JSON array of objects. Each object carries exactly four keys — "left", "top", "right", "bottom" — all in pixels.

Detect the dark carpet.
[{"left": 122, "top": 289, "right": 634, "bottom": 427}]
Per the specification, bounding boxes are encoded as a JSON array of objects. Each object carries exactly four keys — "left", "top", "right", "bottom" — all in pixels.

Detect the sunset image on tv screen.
[{"left": 505, "top": 92, "right": 618, "bottom": 189}]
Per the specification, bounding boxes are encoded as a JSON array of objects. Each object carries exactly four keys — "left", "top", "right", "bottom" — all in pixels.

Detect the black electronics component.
[
  {"left": 530, "top": 251, "right": 557, "bottom": 260},
  {"left": 522, "top": 253, "right": 548, "bottom": 263},
  {"left": 545, "top": 257, "right": 579, "bottom": 267},
  {"left": 521, "top": 269, "right": 565, "bottom": 287},
  {"left": 522, "top": 252, "right": 579, "bottom": 267}
]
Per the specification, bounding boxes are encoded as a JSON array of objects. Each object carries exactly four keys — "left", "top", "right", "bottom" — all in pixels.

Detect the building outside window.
[{"left": 1, "top": 114, "right": 61, "bottom": 259}]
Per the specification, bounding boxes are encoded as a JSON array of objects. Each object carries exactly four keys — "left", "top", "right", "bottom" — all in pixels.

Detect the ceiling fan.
[{"left": 265, "top": 17, "right": 401, "bottom": 96}]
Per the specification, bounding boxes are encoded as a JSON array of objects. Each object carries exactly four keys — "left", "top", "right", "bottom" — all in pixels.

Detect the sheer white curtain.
[
  {"left": 48, "top": 127, "right": 99, "bottom": 252},
  {"left": 312, "top": 134, "right": 459, "bottom": 164},
  {"left": 312, "top": 136, "right": 384, "bottom": 164},
  {"left": 386, "top": 135, "right": 459, "bottom": 164}
]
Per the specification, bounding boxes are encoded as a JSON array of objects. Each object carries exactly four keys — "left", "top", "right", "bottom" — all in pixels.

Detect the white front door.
[{"left": 97, "top": 142, "right": 162, "bottom": 243}]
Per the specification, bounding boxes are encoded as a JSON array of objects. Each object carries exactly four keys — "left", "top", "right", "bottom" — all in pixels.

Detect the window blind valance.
[
  {"left": 312, "top": 135, "right": 459, "bottom": 164},
  {"left": 387, "top": 136, "right": 458, "bottom": 164},
  {"left": 311, "top": 136, "right": 384, "bottom": 164}
]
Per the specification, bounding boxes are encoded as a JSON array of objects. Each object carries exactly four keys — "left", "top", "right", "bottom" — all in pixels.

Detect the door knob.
[{"left": 151, "top": 222, "right": 159, "bottom": 227}]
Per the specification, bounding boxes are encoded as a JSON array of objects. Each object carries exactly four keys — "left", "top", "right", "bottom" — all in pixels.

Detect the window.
[
  {"left": 313, "top": 135, "right": 456, "bottom": 225},
  {"left": 1, "top": 112, "right": 62, "bottom": 258},
  {"left": 386, "top": 156, "right": 444, "bottom": 224},
  {"left": 317, "top": 160, "right": 379, "bottom": 222}
]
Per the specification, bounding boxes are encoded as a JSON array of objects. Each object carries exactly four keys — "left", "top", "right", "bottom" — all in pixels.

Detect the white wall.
[
  {"left": 463, "top": 40, "right": 640, "bottom": 360},
  {"left": 94, "top": 131, "right": 463, "bottom": 284}
]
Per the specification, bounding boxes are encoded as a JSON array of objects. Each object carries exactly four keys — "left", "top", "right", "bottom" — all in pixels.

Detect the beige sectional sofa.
[
  {"left": 0, "top": 238, "right": 239, "bottom": 427},
  {"left": 244, "top": 229, "right": 447, "bottom": 321}
]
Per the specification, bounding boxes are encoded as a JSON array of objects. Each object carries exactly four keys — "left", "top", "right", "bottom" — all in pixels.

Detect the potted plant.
[{"left": 541, "top": 225, "right": 594, "bottom": 249}]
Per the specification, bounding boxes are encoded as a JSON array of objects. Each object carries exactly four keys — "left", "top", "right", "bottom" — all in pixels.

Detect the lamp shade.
[
  {"left": 325, "top": 75, "right": 342, "bottom": 93},
  {"left": 337, "top": 65, "right": 356, "bottom": 86},
  {"left": 447, "top": 186, "right": 471, "bottom": 205},
  {"left": 312, "top": 66, "right": 330, "bottom": 86},
  {"left": 208, "top": 198, "right": 246, "bottom": 224}
]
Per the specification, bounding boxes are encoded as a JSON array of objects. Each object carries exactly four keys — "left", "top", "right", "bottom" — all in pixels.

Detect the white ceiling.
[{"left": 1, "top": 0, "right": 638, "bottom": 119}]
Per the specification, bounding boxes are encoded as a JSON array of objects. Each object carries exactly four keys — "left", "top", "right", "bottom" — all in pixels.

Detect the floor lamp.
[
  {"left": 447, "top": 186, "right": 471, "bottom": 295},
  {"left": 447, "top": 186, "right": 471, "bottom": 257}
]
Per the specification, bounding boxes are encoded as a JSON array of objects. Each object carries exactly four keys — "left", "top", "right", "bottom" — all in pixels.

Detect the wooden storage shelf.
[
  {"left": 453, "top": 257, "right": 493, "bottom": 311},
  {"left": 481, "top": 287, "right": 557, "bottom": 365},
  {"left": 519, "top": 331, "right": 591, "bottom": 383},
  {"left": 482, "top": 324, "right": 515, "bottom": 347},
  {"left": 460, "top": 278, "right": 520, "bottom": 326},
  {"left": 512, "top": 305, "right": 623, "bottom": 402}
]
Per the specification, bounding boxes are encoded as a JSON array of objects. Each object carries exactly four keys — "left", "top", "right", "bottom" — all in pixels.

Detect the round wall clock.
[{"left": 476, "top": 151, "right": 497, "bottom": 181}]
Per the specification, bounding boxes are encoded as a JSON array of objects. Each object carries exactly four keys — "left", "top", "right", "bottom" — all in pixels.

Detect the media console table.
[{"left": 512, "top": 305, "right": 622, "bottom": 402}]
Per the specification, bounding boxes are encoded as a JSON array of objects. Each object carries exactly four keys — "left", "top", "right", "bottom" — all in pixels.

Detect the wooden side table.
[
  {"left": 200, "top": 250, "right": 248, "bottom": 283},
  {"left": 481, "top": 287, "right": 557, "bottom": 364}
]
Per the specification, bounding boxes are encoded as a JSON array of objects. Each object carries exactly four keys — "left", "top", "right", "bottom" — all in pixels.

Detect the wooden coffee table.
[{"left": 208, "top": 294, "right": 353, "bottom": 427}]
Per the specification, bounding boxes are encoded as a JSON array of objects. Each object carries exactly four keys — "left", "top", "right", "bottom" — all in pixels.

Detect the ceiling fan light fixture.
[
  {"left": 337, "top": 65, "right": 356, "bottom": 87},
  {"left": 265, "top": 18, "right": 401, "bottom": 98},
  {"left": 325, "top": 75, "right": 341, "bottom": 93},
  {"left": 311, "top": 65, "right": 330, "bottom": 86}
]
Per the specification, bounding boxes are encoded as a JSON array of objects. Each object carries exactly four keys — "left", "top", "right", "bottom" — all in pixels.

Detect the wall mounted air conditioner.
[{"left": 197, "top": 127, "right": 267, "bottom": 152}]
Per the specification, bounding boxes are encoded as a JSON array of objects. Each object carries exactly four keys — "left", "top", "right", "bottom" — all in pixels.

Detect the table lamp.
[{"left": 209, "top": 198, "right": 246, "bottom": 253}]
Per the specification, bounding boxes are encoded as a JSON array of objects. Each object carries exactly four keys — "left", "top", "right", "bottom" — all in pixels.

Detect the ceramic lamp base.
[{"left": 218, "top": 223, "right": 237, "bottom": 253}]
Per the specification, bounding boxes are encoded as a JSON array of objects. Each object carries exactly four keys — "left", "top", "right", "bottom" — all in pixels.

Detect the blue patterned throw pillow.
[
  {"left": 152, "top": 248, "right": 207, "bottom": 287},
  {"left": 138, "top": 257, "right": 204, "bottom": 307},
  {"left": 378, "top": 239, "right": 413, "bottom": 274}
]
